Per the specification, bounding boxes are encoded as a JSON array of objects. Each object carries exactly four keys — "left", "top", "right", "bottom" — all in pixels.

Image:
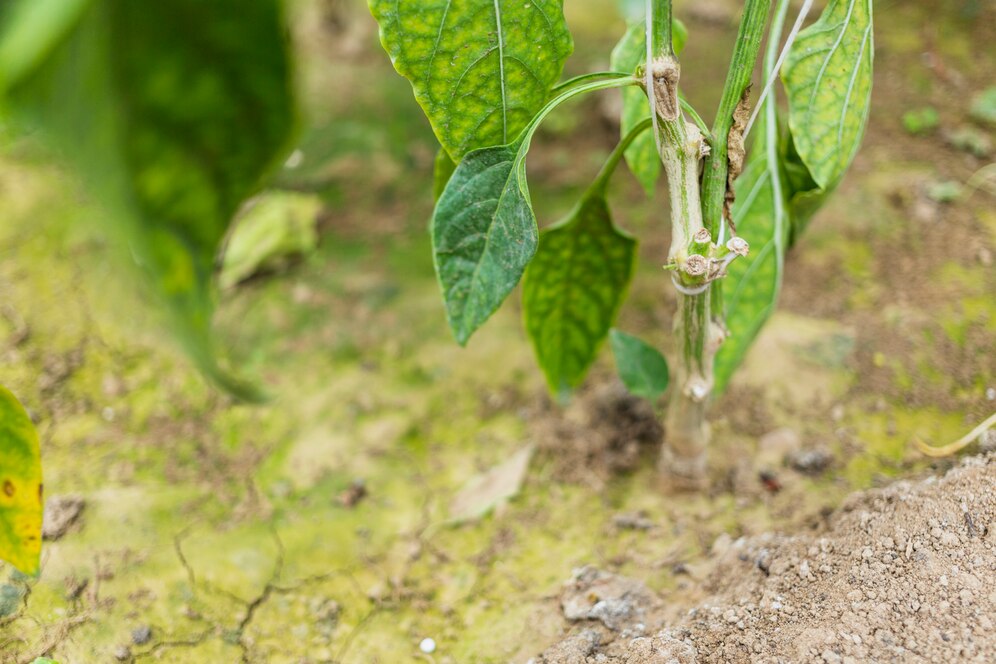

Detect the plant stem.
[
  {"left": 650, "top": 0, "right": 673, "bottom": 57},
  {"left": 703, "top": 0, "right": 771, "bottom": 322},
  {"left": 700, "top": 0, "right": 772, "bottom": 239},
  {"left": 643, "top": 0, "right": 713, "bottom": 487},
  {"left": 592, "top": 117, "right": 653, "bottom": 194},
  {"left": 662, "top": 290, "right": 718, "bottom": 484},
  {"left": 656, "top": 0, "right": 771, "bottom": 487}
]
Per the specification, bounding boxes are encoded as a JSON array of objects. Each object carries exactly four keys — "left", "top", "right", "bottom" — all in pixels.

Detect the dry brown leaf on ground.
[{"left": 448, "top": 444, "right": 534, "bottom": 523}]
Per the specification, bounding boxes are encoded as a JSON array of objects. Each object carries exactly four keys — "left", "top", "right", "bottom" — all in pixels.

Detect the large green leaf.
[
  {"left": 609, "top": 20, "right": 687, "bottom": 196},
  {"left": 432, "top": 78, "right": 634, "bottom": 345},
  {"left": 369, "top": 0, "right": 573, "bottom": 161},
  {"left": 0, "top": 385, "right": 42, "bottom": 576},
  {"left": 609, "top": 329, "right": 669, "bottom": 401},
  {"left": 2, "top": 0, "right": 295, "bottom": 400},
  {"left": 522, "top": 191, "right": 636, "bottom": 398},
  {"left": 781, "top": 0, "right": 873, "bottom": 190}
]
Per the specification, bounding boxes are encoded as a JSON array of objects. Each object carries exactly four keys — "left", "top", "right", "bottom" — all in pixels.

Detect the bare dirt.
[
  {"left": 531, "top": 382, "right": 663, "bottom": 490},
  {"left": 537, "top": 454, "right": 996, "bottom": 663}
]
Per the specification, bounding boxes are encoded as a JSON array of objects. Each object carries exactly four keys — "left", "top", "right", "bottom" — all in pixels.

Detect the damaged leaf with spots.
[
  {"left": 368, "top": 0, "right": 573, "bottom": 161},
  {"left": 432, "top": 140, "right": 538, "bottom": 346},
  {"left": 0, "top": 385, "right": 42, "bottom": 576},
  {"left": 0, "top": 0, "right": 295, "bottom": 401}
]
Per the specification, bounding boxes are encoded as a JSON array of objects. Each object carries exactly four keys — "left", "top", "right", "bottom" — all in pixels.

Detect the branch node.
[{"left": 651, "top": 56, "right": 681, "bottom": 122}]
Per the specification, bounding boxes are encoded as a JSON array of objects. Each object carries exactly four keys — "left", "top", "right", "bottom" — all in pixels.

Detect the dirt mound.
[{"left": 536, "top": 454, "right": 996, "bottom": 663}]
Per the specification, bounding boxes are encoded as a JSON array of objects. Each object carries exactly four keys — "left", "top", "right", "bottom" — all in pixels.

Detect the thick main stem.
[
  {"left": 660, "top": 154, "right": 723, "bottom": 487},
  {"left": 652, "top": 0, "right": 772, "bottom": 486},
  {"left": 653, "top": 65, "right": 718, "bottom": 488},
  {"left": 662, "top": 292, "right": 722, "bottom": 484}
]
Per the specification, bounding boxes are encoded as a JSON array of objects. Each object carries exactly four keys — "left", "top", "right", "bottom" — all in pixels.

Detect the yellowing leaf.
[
  {"left": 368, "top": 0, "right": 573, "bottom": 160},
  {"left": 781, "top": 0, "right": 873, "bottom": 190},
  {"left": 448, "top": 445, "right": 534, "bottom": 523},
  {"left": 0, "top": 385, "right": 42, "bottom": 576}
]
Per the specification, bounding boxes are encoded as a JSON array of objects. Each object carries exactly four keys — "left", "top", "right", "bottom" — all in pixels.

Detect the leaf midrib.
[{"left": 492, "top": 0, "right": 508, "bottom": 142}]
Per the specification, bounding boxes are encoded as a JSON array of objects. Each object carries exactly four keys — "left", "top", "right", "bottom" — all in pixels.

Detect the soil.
[
  {"left": 531, "top": 382, "right": 663, "bottom": 489},
  {"left": 537, "top": 454, "right": 996, "bottom": 663}
]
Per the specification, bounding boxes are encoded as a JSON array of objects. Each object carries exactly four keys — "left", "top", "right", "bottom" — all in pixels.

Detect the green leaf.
[
  {"left": 0, "top": 385, "right": 43, "bottom": 577},
  {"left": 433, "top": 141, "right": 535, "bottom": 345},
  {"left": 433, "top": 147, "right": 457, "bottom": 202},
  {"left": 0, "top": 0, "right": 90, "bottom": 92},
  {"left": 609, "top": 20, "right": 687, "bottom": 196},
  {"left": 781, "top": 130, "right": 829, "bottom": 242},
  {"left": 781, "top": 0, "right": 873, "bottom": 190},
  {"left": 714, "top": 29, "right": 793, "bottom": 395},
  {"left": 970, "top": 86, "right": 996, "bottom": 125},
  {"left": 3, "top": 0, "right": 295, "bottom": 400},
  {"left": 714, "top": 150, "right": 790, "bottom": 393},
  {"left": 609, "top": 329, "right": 669, "bottom": 401},
  {"left": 522, "top": 191, "right": 636, "bottom": 398},
  {"left": 432, "top": 77, "right": 635, "bottom": 345},
  {"left": 368, "top": 0, "right": 573, "bottom": 161},
  {"left": 220, "top": 193, "right": 321, "bottom": 290}
]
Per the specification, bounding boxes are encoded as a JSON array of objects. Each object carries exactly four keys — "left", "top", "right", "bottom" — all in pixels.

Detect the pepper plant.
[
  {"left": 369, "top": 0, "right": 873, "bottom": 486},
  {"left": 0, "top": 0, "right": 874, "bottom": 575}
]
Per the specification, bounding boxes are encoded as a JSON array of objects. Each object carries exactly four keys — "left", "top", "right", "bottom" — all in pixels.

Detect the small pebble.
[
  {"left": 420, "top": 637, "right": 436, "bottom": 654},
  {"left": 789, "top": 448, "right": 833, "bottom": 474},
  {"left": 131, "top": 624, "right": 152, "bottom": 645}
]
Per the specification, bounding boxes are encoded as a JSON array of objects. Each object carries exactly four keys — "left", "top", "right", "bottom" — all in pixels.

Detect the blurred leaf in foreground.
[{"left": 0, "top": 0, "right": 296, "bottom": 400}]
